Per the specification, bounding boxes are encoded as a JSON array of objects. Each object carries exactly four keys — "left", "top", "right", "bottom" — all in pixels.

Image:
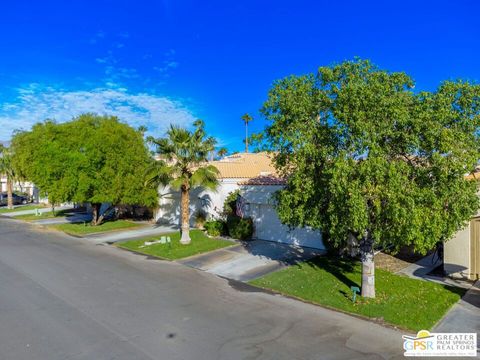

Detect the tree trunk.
[
  {"left": 91, "top": 203, "right": 101, "bottom": 226},
  {"left": 245, "top": 123, "right": 248, "bottom": 153},
  {"left": 359, "top": 233, "right": 375, "bottom": 298},
  {"left": 96, "top": 205, "right": 115, "bottom": 226},
  {"left": 180, "top": 185, "right": 191, "bottom": 245},
  {"left": 6, "top": 177, "right": 13, "bottom": 210}
]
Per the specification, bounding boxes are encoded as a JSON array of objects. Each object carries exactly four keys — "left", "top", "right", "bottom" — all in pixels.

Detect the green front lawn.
[
  {"left": 13, "top": 209, "right": 73, "bottom": 221},
  {"left": 51, "top": 220, "right": 143, "bottom": 236},
  {"left": 0, "top": 204, "right": 46, "bottom": 214},
  {"left": 117, "top": 230, "right": 234, "bottom": 260},
  {"left": 250, "top": 257, "right": 465, "bottom": 331}
]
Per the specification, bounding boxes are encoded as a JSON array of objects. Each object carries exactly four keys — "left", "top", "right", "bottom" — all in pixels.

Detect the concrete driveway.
[
  {"left": 0, "top": 217, "right": 405, "bottom": 359},
  {"left": 179, "top": 240, "right": 325, "bottom": 281}
]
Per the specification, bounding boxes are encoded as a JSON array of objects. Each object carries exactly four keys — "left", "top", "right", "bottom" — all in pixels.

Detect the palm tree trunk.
[
  {"left": 91, "top": 203, "right": 101, "bottom": 226},
  {"left": 6, "top": 177, "right": 13, "bottom": 210},
  {"left": 245, "top": 122, "right": 248, "bottom": 153},
  {"left": 96, "top": 205, "right": 115, "bottom": 226},
  {"left": 180, "top": 185, "right": 191, "bottom": 245},
  {"left": 359, "top": 232, "right": 375, "bottom": 298}
]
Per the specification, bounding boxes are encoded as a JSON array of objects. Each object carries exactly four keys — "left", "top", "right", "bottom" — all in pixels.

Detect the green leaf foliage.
[
  {"left": 261, "top": 59, "right": 480, "bottom": 254},
  {"left": 226, "top": 215, "right": 254, "bottom": 240},
  {"left": 0, "top": 145, "right": 15, "bottom": 180},
  {"left": 149, "top": 120, "right": 219, "bottom": 192},
  {"left": 204, "top": 219, "right": 227, "bottom": 237},
  {"left": 11, "top": 114, "right": 158, "bottom": 208}
]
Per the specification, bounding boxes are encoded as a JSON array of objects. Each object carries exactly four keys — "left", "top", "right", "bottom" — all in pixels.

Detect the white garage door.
[{"left": 252, "top": 204, "right": 324, "bottom": 249}]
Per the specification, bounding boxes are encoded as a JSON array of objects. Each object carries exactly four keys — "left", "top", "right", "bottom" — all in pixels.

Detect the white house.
[
  {"left": 156, "top": 152, "right": 325, "bottom": 250},
  {"left": 0, "top": 176, "right": 39, "bottom": 200}
]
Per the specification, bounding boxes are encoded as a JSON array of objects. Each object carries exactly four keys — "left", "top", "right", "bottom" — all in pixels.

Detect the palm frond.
[
  {"left": 0, "top": 147, "right": 15, "bottom": 179},
  {"left": 150, "top": 122, "right": 219, "bottom": 191},
  {"left": 190, "top": 165, "right": 220, "bottom": 191},
  {"left": 170, "top": 177, "right": 185, "bottom": 190},
  {"left": 145, "top": 160, "right": 171, "bottom": 187}
]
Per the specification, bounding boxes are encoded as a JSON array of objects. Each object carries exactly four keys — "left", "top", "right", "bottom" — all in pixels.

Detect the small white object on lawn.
[{"left": 139, "top": 236, "right": 171, "bottom": 248}]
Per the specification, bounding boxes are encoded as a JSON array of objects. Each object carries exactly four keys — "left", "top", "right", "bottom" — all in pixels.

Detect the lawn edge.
[
  {"left": 429, "top": 296, "right": 465, "bottom": 330},
  {"left": 114, "top": 243, "right": 171, "bottom": 261},
  {"left": 12, "top": 214, "right": 72, "bottom": 221},
  {"left": 114, "top": 238, "right": 238, "bottom": 261},
  {"left": 247, "top": 281, "right": 426, "bottom": 333},
  {"left": 0, "top": 205, "right": 48, "bottom": 214},
  {"left": 48, "top": 221, "right": 147, "bottom": 237}
]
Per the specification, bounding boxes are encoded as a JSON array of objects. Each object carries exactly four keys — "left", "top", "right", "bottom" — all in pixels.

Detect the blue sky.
[{"left": 0, "top": 0, "right": 479, "bottom": 151}]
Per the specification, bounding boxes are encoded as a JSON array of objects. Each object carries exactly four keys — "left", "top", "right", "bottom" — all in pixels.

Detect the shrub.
[
  {"left": 204, "top": 220, "right": 227, "bottom": 237},
  {"left": 194, "top": 211, "right": 207, "bottom": 229},
  {"left": 227, "top": 215, "right": 254, "bottom": 240},
  {"left": 222, "top": 190, "right": 240, "bottom": 217}
]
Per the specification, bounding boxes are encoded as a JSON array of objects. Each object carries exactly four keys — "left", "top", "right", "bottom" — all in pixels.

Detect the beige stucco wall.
[
  {"left": 444, "top": 222, "right": 471, "bottom": 279},
  {"left": 444, "top": 189, "right": 480, "bottom": 279}
]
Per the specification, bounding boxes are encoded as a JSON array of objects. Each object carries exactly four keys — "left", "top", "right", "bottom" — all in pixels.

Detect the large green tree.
[
  {"left": 149, "top": 120, "right": 219, "bottom": 244},
  {"left": 260, "top": 59, "right": 480, "bottom": 298},
  {"left": 0, "top": 145, "right": 16, "bottom": 209},
  {"left": 11, "top": 114, "right": 158, "bottom": 225}
]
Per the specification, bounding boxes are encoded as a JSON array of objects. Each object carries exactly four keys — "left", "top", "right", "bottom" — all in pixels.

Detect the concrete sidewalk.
[
  {"left": 179, "top": 240, "right": 325, "bottom": 281},
  {"left": 1, "top": 205, "right": 73, "bottom": 217},
  {"left": 396, "top": 253, "right": 472, "bottom": 289},
  {"left": 434, "top": 281, "right": 480, "bottom": 342},
  {"left": 84, "top": 224, "right": 178, "bottom": 244},
  {"left": 30, "top": 213, "right": 92, "bottom": 225},
  {"left": 396, "top": 252, "right": 439, "bottom": 279}
]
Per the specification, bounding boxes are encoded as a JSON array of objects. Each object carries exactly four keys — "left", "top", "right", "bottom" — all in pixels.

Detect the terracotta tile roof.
[
  {"left": 211, "top": 152, "right": 278, "bottom": 179},
  {"left": 239, "top": 175, "right": 286, "bottom": 186},
  {"left": 466, "top": 169, "right": 480, "bottom": 181}
]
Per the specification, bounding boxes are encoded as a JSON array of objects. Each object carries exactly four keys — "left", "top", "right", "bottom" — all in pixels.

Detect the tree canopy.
[
  {"left": 260, "top": 59, "right": 480, "bottom": 297},
  {"left": 11, "top": 114, "right": 158, "bottom": 223}
]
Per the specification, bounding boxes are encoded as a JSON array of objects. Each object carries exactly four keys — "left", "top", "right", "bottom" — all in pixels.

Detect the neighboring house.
[
  {"left": 156, "top": 152, "right": 325, "bottom": 249},
  {"left": 444, "top": 172, "right": 480, "bottom": 280},
  {"left": 0, "top": 175, "right": 39, "bottom": 201}
]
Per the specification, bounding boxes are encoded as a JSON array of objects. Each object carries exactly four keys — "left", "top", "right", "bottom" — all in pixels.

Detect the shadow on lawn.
[
  {"left": 304, "top": 256, "right": 359, "bottom": 290},
  {"left": 305, "top": 256, "right": 468, "bottom": 305}
]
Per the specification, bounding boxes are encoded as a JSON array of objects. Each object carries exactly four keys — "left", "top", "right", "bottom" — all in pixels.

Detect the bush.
[
  {"left": 222, "top": 190, "right": 240, "bottom": 217},
  {"left": 204, "top": 220, "right": 227, "bottom": 237},
  {"left": 227, "top": 215, "right": 254, "bottom": 240},
  {"left": 194, "top": 211, "right": 207, "bottom": 229}
]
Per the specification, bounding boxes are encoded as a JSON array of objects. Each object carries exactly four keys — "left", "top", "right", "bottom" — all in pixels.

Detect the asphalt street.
[{"left": 0, "top": 217, "right": 405, "bottom": 360}]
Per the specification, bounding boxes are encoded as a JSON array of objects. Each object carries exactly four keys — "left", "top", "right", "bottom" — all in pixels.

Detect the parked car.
[{"left": 0, "top": 192, "right": 30, "bottom": 206}]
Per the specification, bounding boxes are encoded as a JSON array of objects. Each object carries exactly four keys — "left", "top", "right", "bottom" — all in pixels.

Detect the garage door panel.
[{"left": 253, "top": 204, "right": 324, "bottom": 249}]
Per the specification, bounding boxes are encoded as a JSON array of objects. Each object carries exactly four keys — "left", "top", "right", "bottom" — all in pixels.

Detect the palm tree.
[
  {"left": 217, "top": 147, "right": 228, "bottom": 158},
  {"left": 0, "top": 145, "right": 15, "bottom": 210},
  {"left": 241, "top": 113, "right": 253, "bottom": 153},
  {"left": 149, "top": 120, "right": 219, "bottom": 244}
]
